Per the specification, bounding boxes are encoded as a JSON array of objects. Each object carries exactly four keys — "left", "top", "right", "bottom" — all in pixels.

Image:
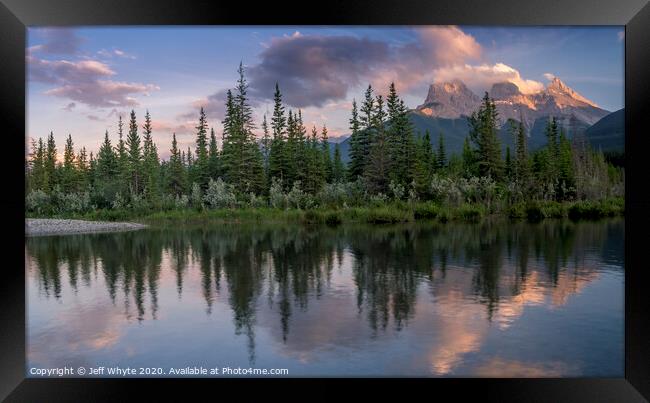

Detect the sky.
[{"left": 26, "top": 26, "right": 624, "bottom": 159}]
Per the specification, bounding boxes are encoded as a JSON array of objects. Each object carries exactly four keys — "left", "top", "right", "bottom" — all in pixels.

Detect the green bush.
[
  {"left": 413, "top": 203, "right": 439, "bottom": 220},
  {"left": 455, "top": 204, "right": 484, "bottom": 222}
]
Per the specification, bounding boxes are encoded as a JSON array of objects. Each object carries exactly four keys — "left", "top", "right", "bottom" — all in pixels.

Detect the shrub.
[
  {"left": 287, "top": 181, "right": 314, "bottom": 209},
  {"left": 203, "top": 178, "right": 237, "bottom": 209},
  {"left": 269, "top": 178, "right": 288, "bottom": 209},
  {"left": 190, "top": 183, "right": 203, "bottom": 210},
  {"left": 174, "top": 194, "right": 189, "bottom": 209},
  {"left": 389, "top": 180, "right": 405, "bottom": 201},
  {"left": 248, "top": 192, "right": 267, "bottom": 208},
  {"left": 456, "top": 204, "right": 484, "bottom": 222},
  {"left": 365, "top": 207, "right": 411, "bottom": 224},
  {"left": 26, "top": 189, "right": 50, "bottom": 215},
  {"left": 324, "top": 211, "right": 342, "bottom": 226},
  {"left": 413, "top": 203, "right": 439, "bottom": 220}
]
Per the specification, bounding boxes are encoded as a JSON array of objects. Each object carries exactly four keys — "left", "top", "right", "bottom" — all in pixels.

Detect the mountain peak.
[
  {"left": 545, "top": 77, "right": 598, "bottom": 108},
  {"left": 490, "top": 82, "right": 521, "bottom": 99},
  {"left": 417, "top": 80, "right": 480, "bottom": 119},
  {"left": 416, "top": 76, "right": 608, "bottom": 126}
]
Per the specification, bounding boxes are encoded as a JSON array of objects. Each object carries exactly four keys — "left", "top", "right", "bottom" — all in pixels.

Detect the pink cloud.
[
  {"left": 432, "top": 62, "right": 545, "bottom": 95},
  {"left": 28, "top": 55, "right": 159, "bottom": 108},
  {"left": 45, "top": 80, "right": 159, "bottom": 108}
]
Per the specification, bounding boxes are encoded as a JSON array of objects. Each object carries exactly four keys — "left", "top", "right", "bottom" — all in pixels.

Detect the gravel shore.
[{"left": 26, "top": 218, "right": 147, "bottom": 236}]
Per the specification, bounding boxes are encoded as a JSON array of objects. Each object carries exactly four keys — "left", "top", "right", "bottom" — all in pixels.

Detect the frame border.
[{"left": 2, "top": 0, "right": 649, "bottom": 401}]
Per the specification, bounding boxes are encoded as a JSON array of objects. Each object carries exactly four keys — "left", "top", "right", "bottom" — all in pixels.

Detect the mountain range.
[{"left": 330, "top": 77, "right": 623, "bottom": 161}]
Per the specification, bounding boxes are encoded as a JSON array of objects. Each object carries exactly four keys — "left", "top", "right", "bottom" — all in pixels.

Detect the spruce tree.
[
  {"left": 221, "top": 63, "right": 265, "bottom": 194},
  {"left": 76, "top": 146, "right": 88, "bottom": 189},
  {"left": 365, "top": 95, "right": 390, "bottom": 195},
  {"left": 332, "top": 143, "right": 345, "bottom": 183},
  {"left": 168, "top": 133, "right": 186, "bottom": 195},
  {"left": 194, "top": 107, "right": 210, "bottom": 189},
  {"left": 505, "top": 146, "right": 512, "bottom": 180},
  {"left": 321, "top": 125, "right": 332, "bottom": 183},
  {"left": 97, "top": 131, "right": 118, "bottom": 178},
  {"left": 413, "top": 131, "right": 434, "bottom": 197},
  {"left": 29, "top": 137, "right": 47, "bottom": 191},
  {"left": 269, "top": 83, "right": 287, "bottom": 185},
  {"left": 115, "top": 115, "right": 129, "bottom": 192},
  {"left": 61, "top": 134, "right": 77, "bottom": 192},
  {"left": 468, "top": 93, "right": 502, "bottom": 179},
  {"left": 142, "top": 110, "right": 160, "bottom": 203},
  {"left": 347, "top": 99, "right": 365, "bottom": 180},
  {"left": 45, "top": 132, "right": 57, "bottom": 191},
  {"left": 437, "top": 132, "right": 447, "bottom": 170},
  {"left": 208, "top": 127, "right": 220, "bottom": 180},
  {"left": 126, "top": 110, "right": 142, "bottom": 194}
]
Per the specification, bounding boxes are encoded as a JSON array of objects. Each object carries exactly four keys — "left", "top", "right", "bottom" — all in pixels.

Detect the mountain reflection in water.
[{"left": 26, "top": 219, "right": 624, "bottom": 377}]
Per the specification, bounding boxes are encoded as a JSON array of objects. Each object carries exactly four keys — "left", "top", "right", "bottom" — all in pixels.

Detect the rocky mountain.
[
  {"left": 417, "top": 77, "right": 609, "bottom": 129},
  {"left": 330, "top": 78, "right": 620, "bottom": 162}
]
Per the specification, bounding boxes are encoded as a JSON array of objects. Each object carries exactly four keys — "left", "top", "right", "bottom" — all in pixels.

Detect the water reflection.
[{"left": 26, "top": 219, "right": 624, "bottom": 377}]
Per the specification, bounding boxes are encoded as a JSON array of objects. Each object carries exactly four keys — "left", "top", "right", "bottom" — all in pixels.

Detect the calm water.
[{"left": 26, "top": 219, "right": 624, "bottom": 377}]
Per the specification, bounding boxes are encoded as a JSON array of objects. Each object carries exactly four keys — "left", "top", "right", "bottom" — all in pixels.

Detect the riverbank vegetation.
[{"left": 25, "top": 63, "right": 624, "bottom": 223}]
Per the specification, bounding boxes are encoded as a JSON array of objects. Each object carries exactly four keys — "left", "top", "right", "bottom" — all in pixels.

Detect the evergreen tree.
[
  {"left": 510, "top": 118, "right": 530, "bottom": 183},
  {"left": 28, "top": 137, "right": 47, "bottom": 191},
  {"left": 413, "top": 131, "right": 435, "bottom": 197},
  {"left": 167, "top": 133, "right": 186, "bottom": 195},
  {"left": 468, "top": 93, "right": 502, "bottom": 179},
  {"left": 126, "top": 110, "right": 143, "bottom": 193},
  {"left": 61, "top": 134, "right": 77, "bottom": 192},
  {"left": 332, "top": 143, "right": 345, "bottom": 183},
  {"left": 221, "top": 63, "right": 265, "bottom": 194},
  {"left": 557, "top": 128, "right": 575, "bottom": 200},
  {"left": 115, "top": 115, "right": 129, "bottom": 192},
  {"left": 505, "top": 146, "right": 512, "bottom": 179},
  {"left": 269, "top": 83, "right": 288, "bottom": 185},
  {"left": 321, "top": 125, "right": 332, "bottom": 183},
  {"left": 76, "top": 146, "right": 88, "bottom": 188},
  {"left": 193, "top": 107, "right": 210, "bottom": 189},
  {"left": 45, "top": 132, "right": 58, "bottom": 191},
  {"left": 437, "top": 132, "right": 447, "bottom": 170},
  {"left": 208, "top": 127, "right": 220, "bottom": 180},
  {"left": 96, "top": 131, "right": 118, "bottom": 179},
  {"left": 347, "top": 99, "right": 365, "bottom": 180},
  {"left": 142, "top": 110, "right": 160, "bottom": 202},
  {"left": 261, "top": 114, "right": 271, "bottom": 172},
  {"left": 462, "top": 136, "right": 476, "bottom": 177},
  {"left": 386, "top": 83, "right": 415, "bottom": 185},
  {"left": 365, "top": 95, "right": 390, "bottom": 195}
]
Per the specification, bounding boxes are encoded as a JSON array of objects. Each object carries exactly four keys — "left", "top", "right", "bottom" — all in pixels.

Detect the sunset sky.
[{"left": 27, "top": 26, "right": 624, "bottom": 159}]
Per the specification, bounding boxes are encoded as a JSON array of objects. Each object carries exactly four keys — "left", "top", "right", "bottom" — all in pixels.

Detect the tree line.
[{"left": 26, "top": 63, "right": 623, "bottom": 215}]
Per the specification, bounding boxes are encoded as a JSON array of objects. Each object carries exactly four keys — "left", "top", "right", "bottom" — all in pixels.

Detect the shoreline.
[
  {"left": 26, "top": 218, "right": 147, "bottom": 237},
  {"left": 26, "top": 198, "right": 624, "bottom": 227}
]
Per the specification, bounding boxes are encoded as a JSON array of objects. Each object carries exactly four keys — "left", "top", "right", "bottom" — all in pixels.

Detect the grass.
[
  {"left": 508, "top": 197, "right": 624, "bottom": 221},
  {"left": 27, "top": 198, "right": 624, "bottom": 226}
]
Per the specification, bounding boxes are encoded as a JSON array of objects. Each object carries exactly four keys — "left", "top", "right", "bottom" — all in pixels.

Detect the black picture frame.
[{"left": 2, "top": 0, "right": 649, "bottom": 401}]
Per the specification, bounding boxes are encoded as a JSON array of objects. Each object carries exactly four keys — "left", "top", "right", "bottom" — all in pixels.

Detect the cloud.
[
  {"left": 28, "top": 56, "right": 159, "bottom": 108},
  {"left": 62, "top": 102, "right": 76, "bottom": 112},
  {"left": 433, "top": 63, "right": 545, "bottom": 95},
  {"left": 248, "top": 34, "right": 391, "bottom": 108},
  {"left": 97, "top": 48, "right": 137, "bottom": 59},
  {"left": 28, "top": 57, "right": 115, "bottom": 84},
  {"left": 28, "top": 28, "right": 83, "bottom": 55},
  {"left": 86, "top": 114, "right": 104, "bottom": 121},
  {"left": 543, "top": 73, "right": 556, "bottom": 81},
  {"left": 247, "top": 26, "right": 481, "bottom": 108},
  {"left": 617, "top": 31, "right": 625, "bottom": 42},
  {"left": 180, "top": 89, "right": 230, "bottom": 122}
]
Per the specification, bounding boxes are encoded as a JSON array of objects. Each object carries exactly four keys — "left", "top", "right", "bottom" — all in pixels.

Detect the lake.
[{"left": 25, "top": 218, "right": 624, "bottom": 377}]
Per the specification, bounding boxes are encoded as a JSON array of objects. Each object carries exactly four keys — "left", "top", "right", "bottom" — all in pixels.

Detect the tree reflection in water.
[{"left": 26, "top": 218, "right": 623, "bottom": 368}]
